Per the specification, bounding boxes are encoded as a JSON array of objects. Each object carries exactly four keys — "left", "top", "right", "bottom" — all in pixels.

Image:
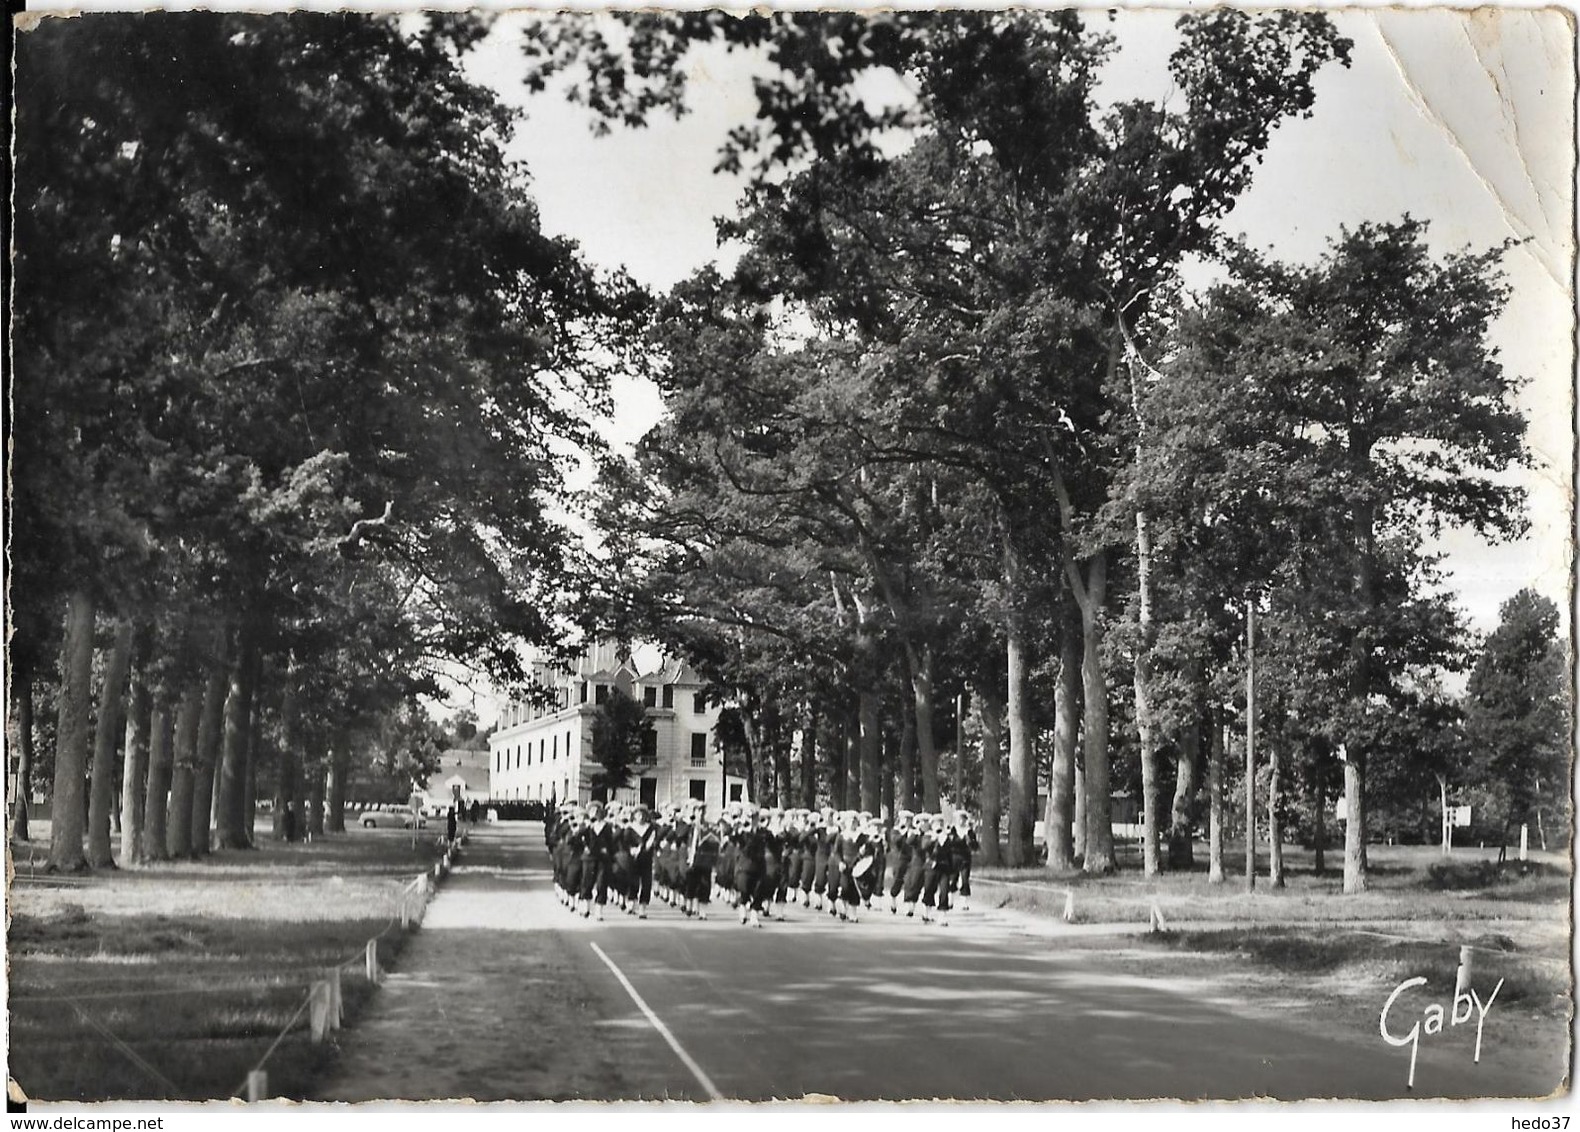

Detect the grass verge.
[{"left": 8, "top": 830, "right": 445, "bottom": 1101}]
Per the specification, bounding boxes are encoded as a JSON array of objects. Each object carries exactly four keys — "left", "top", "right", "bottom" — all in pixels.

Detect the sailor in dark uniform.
[
  {"left": 578, "top": 800, "right": 616, "bottom": 920},
  {"left": 901, "top": 811, "right": 929, "bottom": 918},
  {"left": 733, "top": 809, "right": 771, "bottom": 928},
  {"left": 812, "top": 808, "right": 837, "bottom": 912},
  {"left": 887, "top": 811, "right": 915, "bottom": 914},
  {"left": 921, "top": 813, "right": 959, "bottom": 926},
  {"left": 685, "top": 802, "right": 719, "bottom": 919},
  {"left": 562, "top": 808, "right": 586, "bottom": 915},
  {"left": 625, "top": 806, "right": 657, "bottom": 916},
  {"left": 951, "top": 810, "right": 979, "bottom": 913}
]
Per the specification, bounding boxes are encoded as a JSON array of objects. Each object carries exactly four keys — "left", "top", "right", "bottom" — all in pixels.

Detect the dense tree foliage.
[{"left": 11, "top": 13, "right": 640, "bottom": 866}]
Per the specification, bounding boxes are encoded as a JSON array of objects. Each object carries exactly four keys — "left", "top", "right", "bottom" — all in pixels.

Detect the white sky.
[{"left": 463, "top": 6, "right": 1575, "bottom": 645}]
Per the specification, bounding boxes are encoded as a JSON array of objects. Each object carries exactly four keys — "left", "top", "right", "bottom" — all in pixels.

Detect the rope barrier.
[
  {"left": 21, "top": 861, "right": 448, "bottom": 1102},
  {"left": 229, "top": 988, "right": 314, "bottom": 1100},
  {"left": 64, "top": 997, "right": 186, "bottom": 1100}
]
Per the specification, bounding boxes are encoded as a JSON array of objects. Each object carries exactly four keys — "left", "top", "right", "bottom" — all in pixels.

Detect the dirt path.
[{"left": 314, "top": 825, "right": 696, "bottom": 1103}]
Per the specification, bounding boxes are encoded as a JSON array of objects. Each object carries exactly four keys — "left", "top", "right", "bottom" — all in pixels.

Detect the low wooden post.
[
  {"left": 326, "top": 967, "right": 343, "bottom": 1029},
  {"left": 366, "top": 938, "right": 379, "bottom": 984},
  {"left": 309, "top": 982, "right": 331, "bottom": 1043},
  {"left": 399, "top": 894, "right": 411, "bottom": 930},
  {"left": 1062, "top": 891, "right": 1075, "bottom": 923},
  {"left": 1454, "top": 945, "right": 1475, "bottom": 997},
  {"left": 245, "top": 1070, "right": 268, "bottom": 1101}
]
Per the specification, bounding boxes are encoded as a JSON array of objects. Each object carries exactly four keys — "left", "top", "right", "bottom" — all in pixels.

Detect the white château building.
[{"left": 489, "top": 643, "right": 750, "bottom": 813}]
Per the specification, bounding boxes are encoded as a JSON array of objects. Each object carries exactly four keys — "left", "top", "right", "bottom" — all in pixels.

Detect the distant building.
[
  {"left": 489, "top": 642, "right": 750, "bottom": 814},
  {"left": 424, "top": 748, "right": 490, "bottom": 811}
]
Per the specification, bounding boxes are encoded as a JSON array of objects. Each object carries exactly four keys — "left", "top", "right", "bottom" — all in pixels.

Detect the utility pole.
[{"left": 1245, "top": 598, "right": 1256, "bottom": 894}]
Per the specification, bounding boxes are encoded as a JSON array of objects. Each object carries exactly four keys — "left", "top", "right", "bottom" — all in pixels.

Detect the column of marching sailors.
[{"left": 545, "top": 799, "right": 979, "bottom": 928}]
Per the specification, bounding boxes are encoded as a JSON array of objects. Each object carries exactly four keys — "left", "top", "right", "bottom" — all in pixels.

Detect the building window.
[
  {"left": 643, "top": 685, "right": 657, "bottom": 708},
  {"left": 729, "top": 783, "right": 743, "bottom": 802},
  {"left": 580, "top": 681, "right": 589, "bottom": 705},
  {"left": 690, "top": 733, "right": 707, "bottom": 767},
  {"left": 689, "top": 779, "right": 707, "bottom": 802},
  {"left": 552, "top": 734, "right": 558, "bottom": 760},
  {"left": 693, "top": 692, "right": 707, "bottom": 714},
  {"left": 595, "top": 684, "right": 608, "bottom": 705},
  {"left": 662, "top": 685, "right": 674, "bottom": 709},
  {"left": 515, "top": 746, "right": 521, "bottom": 769},
  {"left": 641, "top": 729, "right": 658, "bottom": 765}
]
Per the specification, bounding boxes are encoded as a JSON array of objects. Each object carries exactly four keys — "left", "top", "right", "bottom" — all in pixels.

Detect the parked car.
[{"left": 360, "top": 810, "right": 427, "bottom": 829}]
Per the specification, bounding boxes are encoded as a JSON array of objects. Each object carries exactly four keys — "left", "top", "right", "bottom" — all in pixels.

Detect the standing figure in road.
[
  {"left": 578, "top": 800, "right": 616, "bottom": 920},
  {"left": 685, "top": 804, "right": 720, "bottom": 919},
  {"left": 901, "top": 812, "right": 929, "bottom": 918},
  {"left": 733, "top": 809, "right": 770, "bottom": 927},
  {"left": 833, "top": 811, "right": 872, "bottom": 922},
  {"left": 887, "top": 811, "right": 916, "bottom": 914},
  {"left": 921, "top": 813, "right": 958, "bottom": 926},
  {"left": 561, "top": 808, "right": 586, "bottom": 913},
  {"left": 628, "top": 804, "right": 658, "bottom": 919},
  {"left": 951, "top": 811, "right": 979, "bottom": 913},
  {"left": 610, "top": 802, "right": 635, "bottom": 914},
  {"left": 812, "top": 808, "right": 837, "bottom": 912}
]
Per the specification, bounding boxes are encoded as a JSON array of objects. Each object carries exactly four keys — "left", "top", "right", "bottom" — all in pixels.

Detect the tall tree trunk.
[
  {"left": 774, "top": 722, "right": 793, "bottom": 810},
  {"left": 880, "top": 725, "right": 896, "bottom": 821},
  {"left": 858, "top": 690, "right": 881, "bottom": 814},
  {"left": 1077, "top": 553, "right": 1114, "bottom": 874},
  {"left": 899, "top": 709, "right": 917, "bottom": 813},
  {"left": 294, "top": 751, "right": 313, "bottom": 841},
  {"left": 307, "top": 759, "right": 326, "bottom": 837},
  {"left": 1127, "top": 319, "right": 1164, "bottom": 876},
  {"left": 1046, "top": 621, "right": 1079, "bottom": 871},
  {"left": 1208, "top": 710, "right": 1226, "bottom": 883},
  {"left": 909, "top": 647, "right": 940, "bottom": 812},
  {"left": 1134, "top": 511, "right": 1162, "bottom": 877},
  {"left": 844, "top": 711, "right": 860, "bottom": 810},
  {"left": 141, "top": 700, "right": 173, "bottom": 861},
  {"left": 190, "top": 631, "right": 230, "bottom": 856},
  {"left": 1312, "top": 750, "right": 1327, "bottom": 875},
  {"left": 242, "top": 709, "right": 259, "bottom": 846},
  {"left": 798, "top": 707, "right": 818, "bottom": 810},
  {"left": 166, "top": 684, "right": 203, "bottom": 859},
  {"left": 326, "top": 735, "right": 350, "bottom": 833},
  {"left": 1073, "top": 757, "right": 1087, "bottom": 861},
  {"left": 86, "top": 620, "right": 135, "bottom": 868},
  {"left": 1269, "top": 736, "right": 1285, "bottom": 888},
  {"left": 1169, "top": 716, "right": 1199, "bottom": 869},
  {"left": 1005, "top": 622, "right": 1036, "bottom": 866},
  {"left": 118, "top": 644, "right": 152, "bottom": 864},
  {"left": 1002, "top": 537, "right": 1036, "bottom": 866},
  {"left": 274, "top": 686, "right": 298, "bottom": 840},
  {"left": 215, "top": 628, "right": 258, "bottom": 849},
  {"left": 1245, "top": 601, "right": 1257, "bottom": 893},
  {"left": 976, "top": 686, "right": 1003, "bottom": 867},
  {"left": 47, "top": 591, "right": 96, "bottom": 872},
  {"left": 10, "top": 670, "right": 35, "bottom": 842},
  {"left": 1344, "top": 469, "right": 1375, "bottom": 894},
  {"left": 829, "top": 718, "right": 846, "bottom": 811}
]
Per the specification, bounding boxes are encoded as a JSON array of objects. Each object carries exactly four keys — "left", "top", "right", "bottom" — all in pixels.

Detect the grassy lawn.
[
  {"left": 974, "top": 837, "right": 1573, "bottom": 1068},
  {"left": 974, "top": 839, "right": 1572, "bottom": 927},
  {"left": 8, "top": 827, "right": 447, "bottom": 1102}
]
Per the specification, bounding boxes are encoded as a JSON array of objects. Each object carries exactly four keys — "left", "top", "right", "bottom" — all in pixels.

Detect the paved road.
[{"left": 317, "top": 824, "right": 1567, "bottom": 1103}]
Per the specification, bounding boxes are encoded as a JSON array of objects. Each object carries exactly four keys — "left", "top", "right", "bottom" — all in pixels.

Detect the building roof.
[
  {"left": 642, "top": 656, "right": 705, "bottom": 687},
  {"left": 435, "top": 749, "right": 490, "bottom": 795}
]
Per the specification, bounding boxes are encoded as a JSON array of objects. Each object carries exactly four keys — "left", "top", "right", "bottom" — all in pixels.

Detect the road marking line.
[{"left": 589, "top": 941, "right": 724, "bottom": 1101}]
